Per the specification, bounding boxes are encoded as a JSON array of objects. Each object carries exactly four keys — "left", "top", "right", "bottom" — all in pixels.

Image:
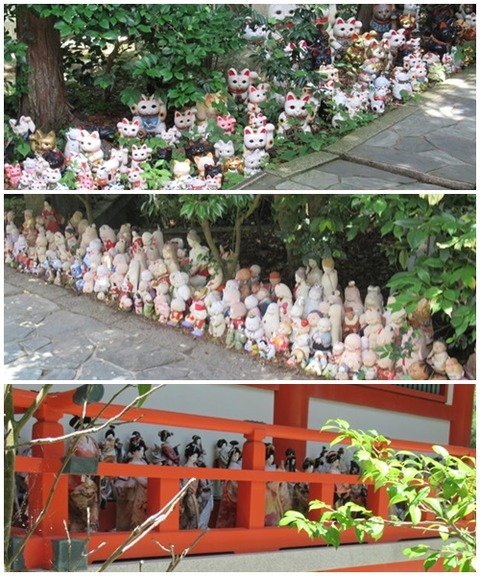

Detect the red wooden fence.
[{"left": 10, "top": 387, "right": 475, "bottom": 570}]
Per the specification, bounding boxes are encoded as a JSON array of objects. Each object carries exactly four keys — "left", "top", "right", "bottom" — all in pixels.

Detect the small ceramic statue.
[
  {"left": 130, "top": 94, "right": 167, "bottom": 136},
  {"left": 42, "top": 200, "right": 63, "bottom": 234},
  {"left": 277, "top": 92, "right": 313, "bottom": 135},
  {"left": 320, "top": 257, "right": 338, "bottom": 299},
  {"left": 291, "top": 457, "right": 314, "bottom": 515},
  {"left": 306, "top": 258, "right": 323, "bottom": 286},
  {"left": 227, "top": 68, "right": 254, "bottom": 103},
  {"left": 67, "top": 416, "right": 100, "bottom": 532},
  {"left": 186, "top": 230, "right": 210, "bottom": 288},
  {"left": 370, "top": 4, "right": 397, "bottom": 35}
]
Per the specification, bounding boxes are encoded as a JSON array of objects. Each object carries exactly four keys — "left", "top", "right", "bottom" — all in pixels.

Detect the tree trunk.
[
  {"left": 356, "top": 5, "right": 373, "bottom": 34},
  {"left": 17, "top": 6, "right": 73, "bottom": 131}
]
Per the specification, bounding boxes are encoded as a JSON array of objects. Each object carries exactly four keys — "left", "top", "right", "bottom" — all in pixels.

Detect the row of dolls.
[
  {"left": 65, "top": 420, "right": 366, "bottom": 534},
  {"left": 6, "top": 207, "right": 465, "bottom": 380}
]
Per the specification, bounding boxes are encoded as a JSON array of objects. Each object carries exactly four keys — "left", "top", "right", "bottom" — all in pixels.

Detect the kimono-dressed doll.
[
  {"left": 67, "top": 416, "right": 100, "bottom": 532},
  {"left": 216, "top": 446, "right": 242, "bottom": 528},
  {"left": 264, "top": 443, "right": 291, "bottom": 527},
  {"left": 113, "top": 445, "right": 148, "bottom": 530},
  {"left": 180, "top": 444, "right": 202, "bottom": 530}
]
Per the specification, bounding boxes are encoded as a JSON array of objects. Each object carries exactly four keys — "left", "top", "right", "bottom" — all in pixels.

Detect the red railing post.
[
  {"left": 29, "top": 403, "right": 69, "bottom": 538},
  {"left": 308, "top": 476, "right": 335, "bottom": 521},
  {"left": 237, "top": 426, "right": 266, "bottom": 528},
  {"left": 368, "top": 484, "right": 390, "bottom": 519},
  {"left": 150, "top": 477, "right": 181, "bottom": 532}
]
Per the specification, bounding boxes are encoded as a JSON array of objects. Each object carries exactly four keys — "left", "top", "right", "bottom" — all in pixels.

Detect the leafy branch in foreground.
[{"left": 280, "top": 419, "right": 476, "bottom": 572}]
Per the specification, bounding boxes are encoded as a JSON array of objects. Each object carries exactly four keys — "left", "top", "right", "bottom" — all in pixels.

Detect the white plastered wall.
[
  {"left": 13, "top": 384, "right": 274, "bottom": 466},
  {"left": 306, "top": 396, "right": 450, "bottom": 462},
  {"left": 13, "top": 384, "right": 450, "bottom": 465}
]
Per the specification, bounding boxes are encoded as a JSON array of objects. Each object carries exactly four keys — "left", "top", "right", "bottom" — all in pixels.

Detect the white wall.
[
  {"left": 13, "top": 384, "right": 274, "bottom": 466},
  {"left": 306, "top": 397, "right": 450, "bottom": 461},
  {"left": 13, "top": 384, "right": 450, "bottom": 465}
]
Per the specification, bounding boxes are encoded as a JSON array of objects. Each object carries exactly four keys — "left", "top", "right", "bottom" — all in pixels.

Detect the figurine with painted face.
[
  {"left": 227, "top": 68, "right": 253, "bottom": 103},
  {"left": 131, "top": 94, "right": 167, "bottom": 136},
  {"left": 113, "top": 443, "right": 148, "bottom": 530},
  {"left": 277, "top": 92, "right": 313, "bottom": 135},
  {"left": 370, "top": 4, "right": 397, "bottom": 35},
  {"left": 67, "top": 416, "right": 100, "bottom": 532}
]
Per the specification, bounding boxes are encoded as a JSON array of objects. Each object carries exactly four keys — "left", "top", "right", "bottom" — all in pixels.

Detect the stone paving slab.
[{"left": 4, "top": 267, "right": 308, "bottom": 381}]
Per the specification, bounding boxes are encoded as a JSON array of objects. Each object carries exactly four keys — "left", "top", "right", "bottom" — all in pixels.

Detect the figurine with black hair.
[
  {"left": 113, "top": 443, "right": 148, "bottom": 530},
  {"left": 67, "top": 416, "right": 100, "bottom": 532},
  {"left": 216, "top": 443, "right": 242, "bottom": 528},
  {"left": 264, "top": 443, "right": 291, "bottom": 526},
  {"left": 180, "top": 444, "right": 202, "bottom": 529},
  {"left": 159, "top": 429, "right": 180, "bottom": 466},
  {"left": 292, "top": 457, "right": 315, "bottom": 515},
  {"left": 124, "top": 430, "right": 148, "bottom": 463}
]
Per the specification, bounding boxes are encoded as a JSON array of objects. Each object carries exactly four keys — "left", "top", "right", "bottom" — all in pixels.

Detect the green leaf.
[
  {"left": 404, "top": 544, "right": 430, "bottom": 559},
  {"left": 432, "top": 445, "right": 450, "bottom": 460},
  {"left": 136, "top": 384, "right": 152, "bottom": 407},
  {"left": 424, "top": 552, "right": 441, "bottom": 571},
  {"left": 409, "top": 504, "right": 422, "bottom": 525},
  {"left": 423, "top": 497, "right": 444, "bottom": 518}
]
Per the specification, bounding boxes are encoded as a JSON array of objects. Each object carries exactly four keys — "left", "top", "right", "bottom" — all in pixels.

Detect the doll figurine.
[
  {"left": 100, "top": 426, "right": 117, "bottom": 463},
  {"left": 180, "top": 444, "right": 202, "bottom": 530},
  {"left": 196, "top": 461, "right": 215, "bottom": 529},
  {"left": 291, "top": 457, "right": 314, "bottom": 515},
  {"left": 67, "top": 416, "right": 100, "bottom": 532},
  {"left": 342, "top": 306, "right": 360, "bottom": 338},
  {"left": 264, "top": 443, "right": 291, "bottom": 527},
  {"left": 159, "top": 430, "right": 180, "bottom": 466},
  {"left": 326, "top": 450, "right": 351, "bottom": 509},
  {"left": 113, "top": 444, "right": 148, "bottom": 530},
  {"left": 186, "top": 230, "right": 210, "bottom": 288},
  {"left": 42, "top": 199, "right": 63, "bottom": 234},
  {"left": 294, "top": 267, "right": 310, "bottom": 300},
  {"left": 320, "top": 257, "right": 338, "bottom": 299},
  {"left": 216, "top": 444, "right": 242, "bottom": 528},
  {"left": 213, "top": 439, "right": 230, "bottom": 500},
  {"left": 185, "top": 435, "right": 206, "bottom": 466},
  {"left": 125, "top": 431, "right": 148, "bottom": 463},
  {"left": 306, "top": 258, "right": 323, "bottom": 286}
]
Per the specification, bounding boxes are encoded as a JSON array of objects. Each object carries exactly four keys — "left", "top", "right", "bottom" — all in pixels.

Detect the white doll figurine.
[
  {"left": 262, "top": 302, "right": 280, "bottom": 340},
  {"left": 361, "top": 350, "right": 378, "bottom": 380},
  {"left": 306, "top": 258, "right": 323, "bottom": 286}
]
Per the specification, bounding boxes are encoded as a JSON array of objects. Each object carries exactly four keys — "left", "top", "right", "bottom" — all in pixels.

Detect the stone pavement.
[
  {"left": 4, "top": 267, "right": 308, "bottom": 381},
  {"left": 241, "top": 68, "right": 476, "bottom": 190}
]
